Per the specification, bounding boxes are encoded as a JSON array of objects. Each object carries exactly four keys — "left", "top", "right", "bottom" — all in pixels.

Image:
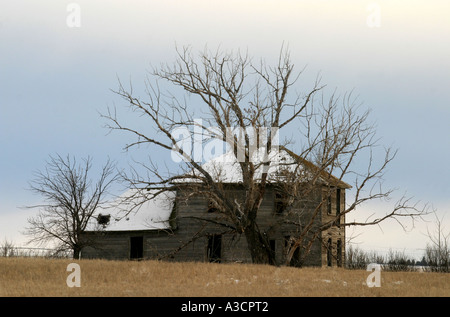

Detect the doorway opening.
[{"left": 130, "top": 236, "right": 144, "bottom": 260}]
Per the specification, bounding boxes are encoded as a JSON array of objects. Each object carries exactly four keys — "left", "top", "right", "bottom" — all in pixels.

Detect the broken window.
[
  {"left": 337, "top": 239, "right": 342, "bottom": 267},
  {"left": 207, "top": 234, "right": 222, "bottom": 263},
  {"left": 336, "top": 188, "right": 341, "bottom": 226},
  {"left": 274, "top": 192, "right": 288, "bottom": 214},
  {"left": 130, "top": 236, "right": 143, "bottom": 260},
  {"left": 269, "top": 239, "right": 276, "bottom": 265},
  {"left": 336, "top": 189, "right": 341, "bottom": 214},
  {"left": 327, "top": 238, "right": 332, "bottom": 267},
  {"left": 327, "top": 194, "right": 332, "bottom": 215}
]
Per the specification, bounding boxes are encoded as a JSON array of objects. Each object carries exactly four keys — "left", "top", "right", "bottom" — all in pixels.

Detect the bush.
[
  {"left": 346, "top": 245, "right": 383, "bottom": 270},
  {"left": 346, "top": 245, "right": 417, "bottom": 272},
  {"left": 423, "top": 214, "right": 450, "bottom": 273},
  {"left": 383, "top": 249, "right": 416, "bottom": 272},
  {"left": 0, "top": 239, "right": 16, "bottom": 257},
  {"left": 424, "top": 244, "right": 449, "bottom": 273}
]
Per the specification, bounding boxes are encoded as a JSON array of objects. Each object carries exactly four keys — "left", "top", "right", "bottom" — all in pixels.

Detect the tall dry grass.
[{"left": 0, "top": 257, "right": 448, "bottom": 297}]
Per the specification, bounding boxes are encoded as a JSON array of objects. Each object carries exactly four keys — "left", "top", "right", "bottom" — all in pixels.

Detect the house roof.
[
  {"left": 180, "top": 146, "right": 351, "bottom": 189},
  {"left": 280, "top": 147, "right": 352, "bottom": 189},
  {"left": 85, "top": 189, "right": 175, "bottom": 232},
  {"left": 85, "top": 147, "right": 350, "bottom": 233}
]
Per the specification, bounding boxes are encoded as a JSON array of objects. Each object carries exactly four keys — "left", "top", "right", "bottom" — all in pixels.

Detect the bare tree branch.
[
  {"left": 24, "top": 155, "right": 119, "bottom": 259},
  {"left": 101, "top": 45, "right": 429, "bottom": 265}
]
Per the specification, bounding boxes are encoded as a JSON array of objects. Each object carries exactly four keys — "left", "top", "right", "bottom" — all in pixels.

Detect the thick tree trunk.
[{"left": 244, "top": 221, "right": 272, "bottom": 264}]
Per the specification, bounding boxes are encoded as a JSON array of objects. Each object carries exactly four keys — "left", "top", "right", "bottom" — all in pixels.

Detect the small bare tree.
[
  {"left": 25, "top": 154, "right": 118, "bottom": 259},
  {"left": 103, "top": 45, "right": 428, "bottom": 265},
  {"left": 0, "top": 239, "right": 16, "bottom": 257},
  {"left": 425, "top": 213, "right": 450, "bottom": 272}
]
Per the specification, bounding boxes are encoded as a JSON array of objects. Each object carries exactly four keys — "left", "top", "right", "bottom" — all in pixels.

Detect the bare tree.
[
  {"left": 425, "top": 213, "right": 450, "bottom": 272},
  {"left": 0, "top": 239, "right": 16, "bottom": 257},
  {"left": 25, "top": 154, "right": 119, "bottom": 259},
  {"left": 103, "top": 45, "right": 428, "bottom": 265}
]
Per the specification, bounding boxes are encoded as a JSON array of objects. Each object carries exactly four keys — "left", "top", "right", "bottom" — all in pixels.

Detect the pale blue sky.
[{"left": 1, "top": 0, "right": 449, "bottom": 258}]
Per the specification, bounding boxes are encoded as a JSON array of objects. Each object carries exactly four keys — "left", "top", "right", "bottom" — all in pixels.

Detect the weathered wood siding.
[
  {"left": 82, "top": 185, "right": 346, "bottom": 267},
  {"left": 320, "top": 187, "right": 346, "bottom": 267},
  {"left": 81, "top": 230, "right": 171, "bottom": 260}
]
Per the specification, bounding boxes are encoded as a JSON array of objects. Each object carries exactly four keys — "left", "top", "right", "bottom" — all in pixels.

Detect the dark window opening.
[
  {"left": 327, "top": 195, "right": 332, "bottom": 215},
  {"left": 327, "top": 238, "right": 332, "bottom": 267},
  {"left": 269, "top": 239, "right": 276, "bottom": 265},
  {"left": 336, "top": 189, "right": 341, "bottom": 226},
  {"left": 207, "top": 235, "right": 222, "bottom": 263},
  {"left": 337, "top": 239, "right": 342, "bottom": 267},
  {"left": 336, "top": 189, "right": 341, "bottom": 214},
  {"left": 130, "top": 236, "right": 144, "bottom": 260},
  {"left": 274, "top": 192, "right": 288, "bottom": 214}
]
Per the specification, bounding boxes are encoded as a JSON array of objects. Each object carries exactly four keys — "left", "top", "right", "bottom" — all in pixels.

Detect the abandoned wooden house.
[{"left": 81, "top": 148, "right": 350, "bottom": 267}]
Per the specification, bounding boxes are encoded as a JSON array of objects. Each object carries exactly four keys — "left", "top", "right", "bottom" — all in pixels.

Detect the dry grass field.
[{"left": 0, "top": 257, "right": 449, "bottom": 297}]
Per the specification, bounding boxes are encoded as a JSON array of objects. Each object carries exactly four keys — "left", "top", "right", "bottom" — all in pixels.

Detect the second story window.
[
  {"left": 274, "top": 191, "right": 288, "bottom": 215},
  {"left": 327, "top": 195, "right": 332, "bottom": 215},
  {"left": 336, "top": 188, "right": 341, "bottom": 226},
  {"left": 336, "top": 188, "right": 341, "bottom": 214}
]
